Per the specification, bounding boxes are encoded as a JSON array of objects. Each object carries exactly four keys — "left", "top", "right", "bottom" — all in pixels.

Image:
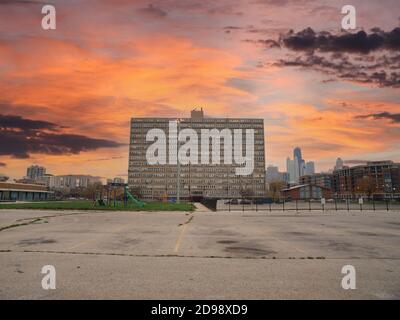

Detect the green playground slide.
[{"left": 125, "top": 186, "right": 145, "bottom": 207}]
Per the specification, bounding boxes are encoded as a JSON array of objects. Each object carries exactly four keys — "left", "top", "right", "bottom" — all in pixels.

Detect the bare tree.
[
  {"left": 356, "top": 176, "right": 376, "bottom": 199},
  {"left": 268, "top": 180, "right": 285, "bottom": 201}
]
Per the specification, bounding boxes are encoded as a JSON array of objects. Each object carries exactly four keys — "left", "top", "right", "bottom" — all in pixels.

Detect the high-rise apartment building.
[
  {"left": 26, "top": 165, "right": 46, "bottom": 180},
  {"left": 128, "top": 109, "right": 266, "bottom": 200}
]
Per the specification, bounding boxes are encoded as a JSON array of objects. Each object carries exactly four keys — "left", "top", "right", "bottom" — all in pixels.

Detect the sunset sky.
[{"left": 0, "top": 0, "right": 399, "bottom": 180}]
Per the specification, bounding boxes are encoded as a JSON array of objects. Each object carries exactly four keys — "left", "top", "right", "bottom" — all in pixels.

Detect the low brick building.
[
  {"left": 282, "top": 184, "right": 332, "bottom": 200},
  {"left": 332, "top": 161, "right": 400, "bottom": 199},
  {"left": 0, "top": 182, "right": 53, "bottom": 202}
]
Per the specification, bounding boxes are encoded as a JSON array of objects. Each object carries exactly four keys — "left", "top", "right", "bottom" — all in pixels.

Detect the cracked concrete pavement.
[{"left": 0, "top": 209, "right": 399, "bottom": 299}]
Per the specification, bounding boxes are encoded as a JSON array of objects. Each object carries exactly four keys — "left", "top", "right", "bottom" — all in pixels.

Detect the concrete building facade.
[{"left": 128, "top": 109, "right": 266, "bottom": 200}]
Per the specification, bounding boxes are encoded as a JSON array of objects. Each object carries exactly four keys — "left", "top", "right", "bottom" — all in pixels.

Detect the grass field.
[{"left": 0, "top": 200, "right": 195, "bottom": 211}]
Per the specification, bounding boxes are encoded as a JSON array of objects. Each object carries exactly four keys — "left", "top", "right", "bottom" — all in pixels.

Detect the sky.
[{"left": 0, "top": 0, "right": 399, "bottom": 180}]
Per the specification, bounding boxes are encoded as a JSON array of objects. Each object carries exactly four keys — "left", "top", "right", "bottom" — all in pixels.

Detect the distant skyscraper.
[
  {"left": 293, "top": 147, "right": 305, "bottom": 178},
  {"left": 266, "top": 165, "right": 280, "bottom": 183},
  {"left": 293, "top": 147, "right": 302, "bottom": 161},
  {"left": 334, "top": 158, "right": 344, "bottom": 171},
  {"left": 287, "top": 157, "right": 300, "bottom": 184},
  {"left": 305, "top": 161, "right": 315, "bottom": 175},
  {"left": 286, "top": 148, "right": 316, "bottom": 183},
  {"left": 286, "top": 157, "right": 296, "bottom": 183},
  {"left": 26, "top": 165, "right": 46, "bottom": 180}
]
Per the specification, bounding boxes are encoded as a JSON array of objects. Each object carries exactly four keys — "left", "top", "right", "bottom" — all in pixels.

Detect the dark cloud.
[
  {"left": 0, "top": 162, "right": 6, "bottom": 167},
  {"left": 274, "top": 54, "right": 400, "bottom": 87},
  {"left": 355, "top": 112, "right": 400, "bottom": 123},
  {"left": 0, "top": 114, "right": 59, "bottom": 132},
  {"left": 0, "top": 114, "right": 123, "bottom": 159},
  {"left": 261, "top": 28, "right": 400, "bottom": 88},
  {"left": 243, "top": 39, "right": 280, "bottom": 48},
  {"left": 138, "top": 4, "right": 167, "bottom": 18},
  {"left": 282, "top": 28, "right": 400, "bottom": 54}
]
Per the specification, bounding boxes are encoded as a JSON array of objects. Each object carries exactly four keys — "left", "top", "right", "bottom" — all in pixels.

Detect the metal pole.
[
  {"left": 386, "top": 199, "right": 389, "bottom": 211},
  {"left": 177, "top": 119, "right": 181, "bottom": 204},
  {"left": 373, "top": 197, "right": 375, "bottom": 211},
  {"left": 334, "top": 198, "right": 337, "bottom": 211},
  {"left": 124, "top": 187, "right": 126, "bottom": 208}
]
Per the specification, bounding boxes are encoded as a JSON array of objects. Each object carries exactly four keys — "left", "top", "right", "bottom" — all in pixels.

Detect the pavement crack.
[
  {"left": 178, "top": 215, "right": 193, "bottom": 226},
  {"left": 1, "top": 249, "right": 399, "bottom": 260},
  {"left": 0, "top": 218, "right": 46, "bottom": 232}
]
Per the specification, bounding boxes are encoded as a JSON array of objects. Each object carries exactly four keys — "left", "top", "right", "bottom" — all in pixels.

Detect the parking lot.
[{"left": 0, "top": 208, "right": 399, "bottom": 299}]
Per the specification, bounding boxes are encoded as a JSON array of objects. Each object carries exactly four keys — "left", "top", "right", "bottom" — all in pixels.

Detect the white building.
[
  {"left": 334, "top": 158, "right": 344, "bottom": 171},
  {"left": 26, "top": 165, "right": 46, "bottom": 180},
  {"left": 50, "top": 175, "right": 101, "bottom": 190}
]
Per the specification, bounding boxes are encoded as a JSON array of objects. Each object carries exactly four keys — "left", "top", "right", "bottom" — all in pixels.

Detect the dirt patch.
[
  {"left": 18, "top": 237, "right": 56, "bottom": 246},
  {"left": 224, "top": 246, "right": 276, "bottom": 256},
  {"left": 286, "top": 231, "right": 312, "bottom": 236},
  {"left": 218, "top": 240, "right": 238, "bottom": 244},
  {"left": 356, "top": 231, "right": 379, "bottom": 236}
]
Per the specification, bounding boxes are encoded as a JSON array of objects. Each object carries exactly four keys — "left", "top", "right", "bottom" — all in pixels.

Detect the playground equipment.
[
  {"left": 92, "top": 184, "right": 145, "bottom": 208},
  {"left": 124, "top": 186, "right": 145, "bottom": 208}
]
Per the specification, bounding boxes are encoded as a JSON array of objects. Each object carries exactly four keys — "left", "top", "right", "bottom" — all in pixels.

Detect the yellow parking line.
[{"left": 174, "top": 223, "right": 189, "bottom": 253}]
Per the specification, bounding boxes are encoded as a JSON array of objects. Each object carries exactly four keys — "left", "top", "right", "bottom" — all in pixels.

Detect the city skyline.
[{"left": 1, "top": 0, "right": 399, "bottom": 180}]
